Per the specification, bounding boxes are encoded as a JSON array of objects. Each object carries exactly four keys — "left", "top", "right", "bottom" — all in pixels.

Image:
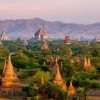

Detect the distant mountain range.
[{"left": 0, "top": 18, "right": 100, "bottom": 40}]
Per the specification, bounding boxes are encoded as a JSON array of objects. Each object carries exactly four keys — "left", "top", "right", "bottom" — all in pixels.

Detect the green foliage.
[
  {"left": 27, "top": 70, "right": 51, "bottom": 83},
  {"left": 73, "top": 70, "right": 99, "bottom": 88},
  {"left": 61, "top": 62, "right": 75, "bottom": 79},
  {"left": 39, "top": 82, "right": 67, "bottom": 99},
  {"left": 23, "top": 86, "right": 37, "bottom": 97},
  {"left": 0, "top": 40, "right": 100, "bottom": 99}
]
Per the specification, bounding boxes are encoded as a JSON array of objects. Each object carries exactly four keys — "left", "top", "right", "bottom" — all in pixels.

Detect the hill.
[{"left": 0, "top": 18, "right": 100, "bottom": 39}]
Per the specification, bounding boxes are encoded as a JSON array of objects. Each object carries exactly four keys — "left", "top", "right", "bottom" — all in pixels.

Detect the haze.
[{"left": 0, "top": 0, "right": 100, "bottom": 24}]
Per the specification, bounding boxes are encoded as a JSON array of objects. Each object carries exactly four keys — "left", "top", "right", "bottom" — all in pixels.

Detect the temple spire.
[
  {"left": 41, "top": 76, "right": 45, "bottom": 85},
  {"left": 42, "top": 42, "right": 49, "bottom": 50},
  {"left": 84, "top": 56, "right": 87, "bottom": 68},
  {"left": 84, "top": 56, "right": 92, "bottom": 70},
  {"left": 0, "top": 55, "right": 22, "bottom": 95},
  {"left": 68, "top": 81, "right": 75, "bottom": 96},
  {"left": 54, "top": 58, "right": 66, "bottom": 90},
  {"left": 23, "top": 39, "right": 28, "bottom": 46},
  {"left": 87, "top": 57, "right": 91, "bottom": 68}
]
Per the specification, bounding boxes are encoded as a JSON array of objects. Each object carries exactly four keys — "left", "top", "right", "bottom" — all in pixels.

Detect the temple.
[
  {"left": 23, "top": 39, "right": 28, "bottom": 46},
  {"left": 64, "top": 36, "right": 71, "bottom": 45},
  {"left": 83, "top": 56, "right": 92, "bottom": 70},
  {"left": 84, "top": 56, "right": 88, "bottom": 68},
  {"left": 75, "top": 37, "right": 80, "bottom": 44},
  {"left": 0, "top": 56, "right": 22, "bottom": 95},
  {"left": 94, "top": 34, "right": 100, "bottom": 42},
  {"left": 34, "top": 26, "right": 48, "bottom": 41},
  {"left": 42, "top": 42, "right": 49, "bottom": 50},
  {"left": 0, "top": 31, "right": 8, "bottom": 41},
  {"left": 54, "top": 58, "right": 66, "bottom": 90},
  {"left": 68, "top": 81, "right": 75, "bottom": 96}
]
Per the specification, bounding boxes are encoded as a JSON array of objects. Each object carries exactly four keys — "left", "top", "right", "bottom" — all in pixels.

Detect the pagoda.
[
  {"left": 94, "top": 34, "right": 100, "bottom": 42},
  {"left": 0, "top": 56, "right": 22, "bottom": 95},
  {"left": 64, "top": 36, "right": 71, "bottom": 45},
  {"left": 0, "top": 31, "right": 8, "bottom": 41},
  {"left": 23, "top": 39, "right": 28, "bottom": 46},
  {"left": 87, "top": 58, "right": 91, "bottom": 67},
  {"left": 41, "top": 76, "right": 45, "bottom": 85},
  {"left": 75, "top": 37, "right": 80, "bottom": 44},
  {"left": 83, "top": 56, "right": 92, "bottom": 70},
  {"left": 54, "top": 58, "right": 66, "bottom": 90},
  {"left": 35, "top": 26, "right": 48, "bottom": 41},
  {"left": 83, "top": 56, "right": 88, "bottom": 68},
  {"left": 68, "top": 81, "right": 75, "bottom": 96},
  {"left": 42, "top": 42, "right": 49, "bottom": 50}
]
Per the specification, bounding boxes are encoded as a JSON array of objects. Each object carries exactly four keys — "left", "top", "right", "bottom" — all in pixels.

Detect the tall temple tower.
[
  {"left": 0, "top": 56, "right": 22, "bottom": 95},
  {"left": 68, "top": 81, "right": 75, "bottom": 96},
  {"left": 54, "top": 58, "right": 66, "bottom": 90},
  {"left": 64, "top": 36, "right": 71, "bottom": 45},
  {"left": 34, "top": 26, "right": 48, "bottom": 41},
  {"left": 0, "top": 31, "right": 8, "bottom": 41}
]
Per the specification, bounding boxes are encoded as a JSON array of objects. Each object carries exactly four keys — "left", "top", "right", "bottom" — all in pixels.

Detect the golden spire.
[
  {"left": 1, "top": 55, "right": 22, "bottom": 94},
  {"left": 42, "top": 42, "right": 49, "bottom": 50},
  {"left": 54, "top": 58, "right": 66, "bottom": 90},
  {"left": 41, "top": 76, "right": 45, "bottom": 85},
  {"left": 4, "top": 56, "right": 15, "bottom": 78},
  {"left": 43, "top": 61, "right": 46, "bottom": 66},
  {"left": 71, "top": 59, "right": 74, "bottom": 64},
  {"left": 68, "top": 81, "right": 75, "bottom": 96},
  {"left": 84, "top": 56, "right": 87, "bottom": 68},
  {"left": 54, "top": 62, "right": 62, "bottom": 81},
  {"left": 87, "top": 57, "right": 91, "bottom": 68},
  {"left": 54, "top": 58, "right": 59, "bottom": 68},
  {"left": 84, "top": 56, "right": 92, "bottom": 70}
]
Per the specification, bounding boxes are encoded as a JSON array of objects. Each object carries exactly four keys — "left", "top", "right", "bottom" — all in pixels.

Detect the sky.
[{"left": 0, "top": 0, "right": 100, "bottom": 24}]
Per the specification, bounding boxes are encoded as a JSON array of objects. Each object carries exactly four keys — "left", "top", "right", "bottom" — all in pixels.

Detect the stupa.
[
  {"left": 42, "top": 42, "right": 49, "bottom": 50},
  {"left": 75, "top": 37, "right": 80, "bottom": 44},
  {"left": 23, "top": 39, "right": 28, "bottom": 46},
  {"left": 54, "top": 58, "right": 66, "bottom": 90},
  {"left": 0, "top": 56, "right": 22, "bottom": 95},
  {"left": 83, "top": 57, "right": 92, "bottom": 70},
  {"left": 68, "top": 81, "right": 75, "bottom": 96}
]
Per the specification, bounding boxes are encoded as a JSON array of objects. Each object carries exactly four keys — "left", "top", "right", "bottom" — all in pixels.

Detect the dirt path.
[
  {"left": 0, "top": 98, "right": 11, "bottom": 100},
  {"left": 87, "top": 96, "right": 100, "bottom": 100}
]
